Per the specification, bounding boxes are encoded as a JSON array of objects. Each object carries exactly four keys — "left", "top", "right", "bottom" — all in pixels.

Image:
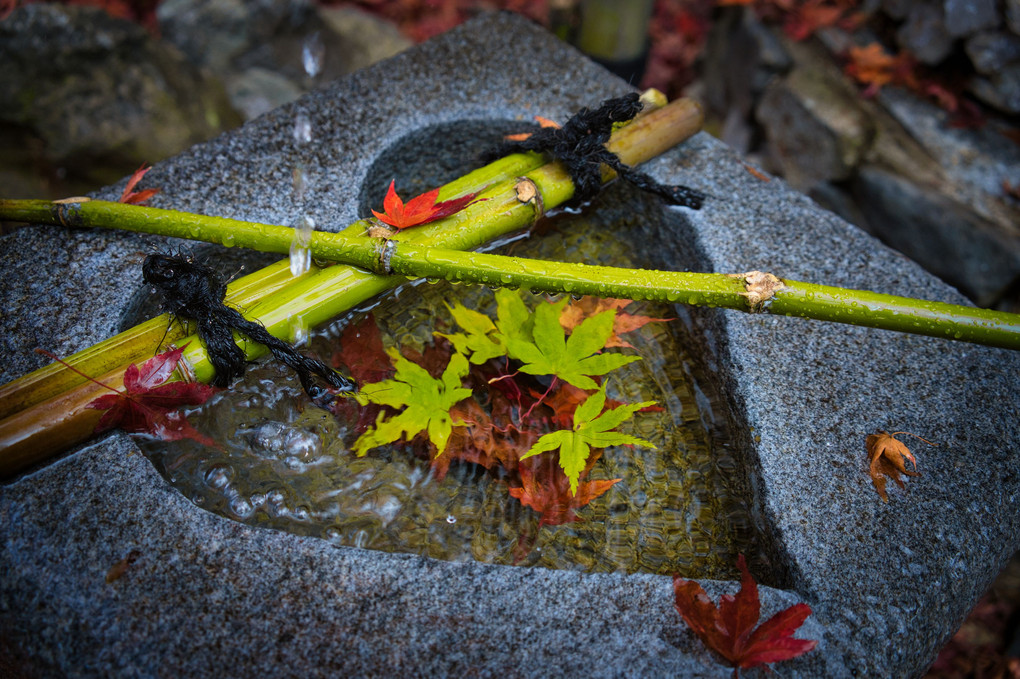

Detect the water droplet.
[
  {"left": 293, "top": 112, "right": 312, "bottom": 145},
  {"left": 302, "top": 31, "right": 325, "bottom": 79},
  {"left": 291, "top": 317, "right": 310, "bottom": 345},
  {"left": 446, "top": 514, "right": 457, "bottom": 524},
  {"left": 292, "top": 165, "right": 308, "bottom": 202},
  {"left": 290, "top": 214, "right": 314, "bottom": 276}
]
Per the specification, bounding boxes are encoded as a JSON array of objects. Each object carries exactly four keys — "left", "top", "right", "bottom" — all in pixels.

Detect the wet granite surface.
[{"left": 2, "top": 11, "right": 1019, "bottom": 678}]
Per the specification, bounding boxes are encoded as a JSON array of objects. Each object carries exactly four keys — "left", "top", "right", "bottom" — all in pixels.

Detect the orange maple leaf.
[
  {"left": 560, "top": 297, "right": 673, "bottom": 349},
  {"left": 119, "top": 163, "right": 161, "bottom": 205},
  {"left": 509, "top": 452, "right": 620, "bottom": 528},
  {"left": 844, "top": 43, "right": 919, "bottom": 96},
  {"left": 371, "top": 179, "right": 485, "bottom": 230},
  {"left": 865, "top": 430, "right": 934, "bottom": 502},
  {"left": 673, "top": 554, "right": 817, "bottom": 675},
  {"left": 504, "top": 115, "right": 561, "bottom": 141}
]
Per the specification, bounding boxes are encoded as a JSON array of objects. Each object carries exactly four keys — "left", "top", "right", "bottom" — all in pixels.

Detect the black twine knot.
[
  {"left": 142, "top": 254, "right": 355, "bottom": 406},
  {"left": 488, "top": 92, "right": 705, "bottom": 209}
]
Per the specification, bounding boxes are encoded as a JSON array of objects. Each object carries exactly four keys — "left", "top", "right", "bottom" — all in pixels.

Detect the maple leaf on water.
[
  {"left": 76, "top": 344, "right": 218, "bottom": 444},
  {"left": 118, "top": 163, "right": 161, "bottom": 205},
  {"left": 560, "top": 296, "right": 673, "bottom": 349},
  {"left": 522, "top": 381, "right": 655, "bottom": 494},
  {"left": 370, "top": 179, "right": 485, "bottom": 230},
  {"left": 509, "top": 451, "right": 620, "bottom": 528},
  {"left": 436, "top": 288, "right": 535, "bottom": 365},
  {"left": 505, "top": 296, "right": 641, "bottom": 390},
  {"left": 865, "top": 429, "right": 934, "bottom": 502},
  {"left": 352, "top": 348, "right": 472, "bottom": 457},
  {"left": 673, "top": 554, "right": 817, "bottom": 676}
]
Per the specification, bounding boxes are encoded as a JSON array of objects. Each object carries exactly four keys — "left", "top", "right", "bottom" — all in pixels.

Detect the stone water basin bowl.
[{"left": 2, "top": 12, "right": 1019, "bottom": 679}]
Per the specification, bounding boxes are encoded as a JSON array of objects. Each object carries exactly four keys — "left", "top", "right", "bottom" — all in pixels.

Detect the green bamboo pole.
[
  {"left": 0, "top": 150, "right": 551, "bottom": 420},
  {"left": 29, "top": 201, "right": 1020, "bottom": 350},
  {"left": 0, "top": 95, "right": 702, "bottom": 476},
  {"left": 0, "top": 90, "right": 676, "bottom": 418}
]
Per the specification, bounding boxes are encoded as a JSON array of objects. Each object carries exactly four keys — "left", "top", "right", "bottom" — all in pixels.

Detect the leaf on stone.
[
  {"left": 521, "top": 381, "right": 655, "bottom": 494},
  {"left": 865, "top": 429, "right": 933, "bottom": 502},
  {"left": 85, "top": 344, "right": 218, "bottom": 445},
  {"left": 844, "top": 43, "right": 918, "bottom": 96},
  {"left": 119, "top": 163, "right": 161, "bottom": 205},
  {"left": 673, "top": 554, "right": 817, "bottom": 675},
  {"left": 508, "top": 451, "right": 620, "bottom": 528},
  {"left": 370, "top": 179, "right": 485, "bottom": 230},
  {"left": 504, "top": 296, "right": 641, "bottom": 390},
  {"left": 560, "top": 296, "right": 673, "bottom": 349},
  {"left": 352, "top": 348, "right": 473, "bottom": 458}
]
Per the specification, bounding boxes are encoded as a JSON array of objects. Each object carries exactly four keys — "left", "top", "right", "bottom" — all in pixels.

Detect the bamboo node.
[
  {"left": 379, "top": 239, "right": 398, "bottom": 274},
  {"left": 514, "top": 177, "right": 544, "bottom": 223},
  {"left": 729, "top": 270, "right": 786, "bottom": 312},
  {"left": 51, "top": 200, "right": 88, "bottom": 228}
]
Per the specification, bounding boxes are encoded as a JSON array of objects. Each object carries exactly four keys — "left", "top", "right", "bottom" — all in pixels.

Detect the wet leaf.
[
  {"left": 118, "top": 163, "right": 161, "bottom": 205},
  {"left": 865, "top": 429, "right": 933, "bottom": 502},
  {"left": 508, "top": 451, "right": 620, "bottom": 528},
  {"left": 370, "top": 179, "right": 485, "bottom": 230},
  {"left": 85, "top": 344, "right": 218, "bottom": 445},
  {"left": 522, "top": 381, "right": 655, "bottom": 494},
  {"left": 673, "top": 554, "right": 817, "bottom": 675},
  {"left": 352, "top": 348, "right": 472, "bottom": 457},
  {"left": 334, "top": 313, "right": 393, "bottom": 385},
  {"left": 560, "top": 296, "right": 673, "bottom": 349},
  {"left": 505, "top": 297, "right": 641, "bottom": 390},
  {"left": 844, "top": 43, "right": 918, "bottom": 96}
]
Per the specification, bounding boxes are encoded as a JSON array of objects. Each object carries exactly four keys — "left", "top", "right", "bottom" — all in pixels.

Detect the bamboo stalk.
[
  {"left": 0, "top": 91, "right": 680, "bottom": 419},
  {"left": 0, "top": 96, "right": 704, "bottom": 477},
  {"left": 34, "top": 208, "right": 1020, "bottom": 350}
]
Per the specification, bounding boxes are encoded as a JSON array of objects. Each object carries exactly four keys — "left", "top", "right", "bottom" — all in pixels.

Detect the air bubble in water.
[
  {"left": 446, "top": 514, "right": 457, "bottom": 524},
  {"left": 290, "top": 214, "right": 314, "bottom": 276},
  {"left": 293, "top": 112, "right": 312, "bottom": 145},
  {"left": 302, "top": 31, "right": 325, "bottom": 79}
]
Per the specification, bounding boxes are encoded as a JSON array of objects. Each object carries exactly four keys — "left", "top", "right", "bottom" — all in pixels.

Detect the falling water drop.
[
  {"left": 292, "top": 165, "right": 308, "bottom": 203},
  {"left": 293, "top": 112, "right": 312, "bottom": 145},
  {"left": 290, "top": 214, "right": 314, "bottom": 276},
  {"left": 302, "top": 31, "right": 325, "bottom": 80}
]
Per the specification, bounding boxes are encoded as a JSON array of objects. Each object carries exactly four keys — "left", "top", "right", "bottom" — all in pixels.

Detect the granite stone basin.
[{"left": 2, "top": 12, "right": 1019, "bottom": 678}]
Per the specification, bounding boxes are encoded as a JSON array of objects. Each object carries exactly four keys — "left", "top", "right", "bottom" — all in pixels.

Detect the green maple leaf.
[
  {"left": 352, "top": 348, "right": 473, "bottom": 457},
  {"left": 522, "top": 382, "right": 656, "bottom": 494},
  {"left": 436, "top": 289, "right": 533, "bottom": 364},
  {"left": 503, "top": 296, "right": 641, "bottom": 389}
]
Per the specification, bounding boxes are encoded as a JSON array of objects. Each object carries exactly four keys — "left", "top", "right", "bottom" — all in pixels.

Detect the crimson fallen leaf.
[
  {"left": 371, "top": 179, "right": 485, "bottom": 230},
  {"left": 673, "top": 554, "right": 817, "bottom": 677},
  {"left": 84, "top": 344, "right": 219, "bottom": 445}
]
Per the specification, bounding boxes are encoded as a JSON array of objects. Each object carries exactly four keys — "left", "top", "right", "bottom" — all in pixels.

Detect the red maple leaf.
[
  {"left": 118, "top": 163, "right": 161, "bottom": 205},
  {"left": 508, "top": 452, "right": 620, "bottom": 528},
  {"left": 370, "top": 179, "right": 485, "bottom": 230},
  {"left": 782, "top": 0, "right": 845, "bottom": 41},
  {"left": 673, "top": 554, "right": 817, "bottom": 676},
  {"left": 431, "top": 398, "right": 538, "bottom": 480},
  {"left": 333, "top": 313, "right": 394, "bottom": 386},
  {"left": 84, "top": 344, "right": 218, "bottom": 445}
]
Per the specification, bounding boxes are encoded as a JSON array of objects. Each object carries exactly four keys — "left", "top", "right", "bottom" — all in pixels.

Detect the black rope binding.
[
  {"left": 142, "top": 254, "right": 355, "bottom": 406},
  {"left": 488, "top": 92, "right": 706, "bottom": 209}
]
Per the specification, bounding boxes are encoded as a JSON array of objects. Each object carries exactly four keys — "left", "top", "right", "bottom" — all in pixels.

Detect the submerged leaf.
[
  {"left": 508, "top": 451, "right": 620, "bottom": 527},
  {"left": 522, "top": 381, "right": 655, "bottom": 494},
  {"left": 352, "top": 349, "right": 472, "bottom": 457}
]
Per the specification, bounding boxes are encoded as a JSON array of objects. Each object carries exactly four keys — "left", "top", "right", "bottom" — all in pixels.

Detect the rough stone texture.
[
  {"left": 943, "top": 0, "right": 1001, "bottom": 37},
  {"left": 897, "top": 0, "right": 954, "bottom": 64},
  {"left": 157, "top": 0, "right": 411, "bottom": 121},
  {"left": 2, "top": 12, "right": 1020, "bottom": 679},
  {"left": 965, "top": 30, "right": 1020, "bottom": 74},
  {"left": 0, "top": 4, "right": 241, "bottom": 191}
]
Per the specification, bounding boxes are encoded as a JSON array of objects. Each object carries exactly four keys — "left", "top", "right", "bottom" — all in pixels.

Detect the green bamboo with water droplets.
[{"left": 23, "top": 197, "right": 1019, "bottom": 351}]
